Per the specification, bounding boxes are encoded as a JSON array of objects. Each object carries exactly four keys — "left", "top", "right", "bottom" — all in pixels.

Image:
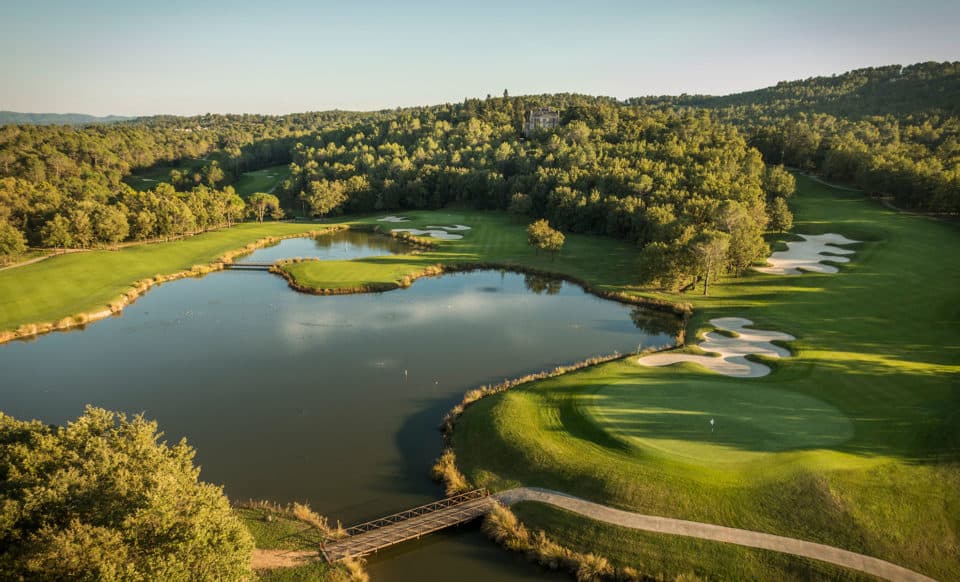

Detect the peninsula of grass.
[
  {"left": 0, "top": 221, "right": 327, "bottom": 336},
  {"left": 277, "top": 211, "right": 658, "bottom": 302},
  {"left": 451, "top": 176, "right": 960, "bottom": 580}
]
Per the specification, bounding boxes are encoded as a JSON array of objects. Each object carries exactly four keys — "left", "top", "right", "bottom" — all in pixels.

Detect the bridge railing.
[{"left": 343, "top": 488, "right": 490, "bottom": 536}]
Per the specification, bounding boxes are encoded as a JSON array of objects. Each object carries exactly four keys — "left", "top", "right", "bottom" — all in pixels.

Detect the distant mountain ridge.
[
  {"left": 0, "top": 111, "right": 135, "bottom": 126},
  {"left": 632, "top": 61, "right": 960, "bottom": 118}
]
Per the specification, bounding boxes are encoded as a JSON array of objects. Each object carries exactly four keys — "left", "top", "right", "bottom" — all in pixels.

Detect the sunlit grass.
[
  {"left": 454, "top": 175, "right": 960, "bottom": 579},
  {"left": 0, "top": 222, "right": 328, "bottom": 333}
]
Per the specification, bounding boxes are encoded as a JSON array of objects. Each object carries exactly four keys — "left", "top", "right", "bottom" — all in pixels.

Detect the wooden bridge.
[
  {"left": 223, "top": 262, "right": 274, "bottom": 271},
  {"left": 321, "top": 489, "right": 494, "bottom": 562}
]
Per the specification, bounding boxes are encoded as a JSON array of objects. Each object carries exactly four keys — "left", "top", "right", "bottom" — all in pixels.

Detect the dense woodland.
[
  {"left": 1, "top": 61, "right": 957, "bottom": 289},
  {"left": 635, "top": 62, "right": 960, "bottom": 212}
]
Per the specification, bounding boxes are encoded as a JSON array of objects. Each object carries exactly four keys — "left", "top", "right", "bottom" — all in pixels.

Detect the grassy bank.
[
  {"left": 236, "top": 503, "right": 361, "bottom": 581},
  {"left": 452, "top": 176, "right": 960, "bottom": 580},
  {"left": 0, "top": 221, "right": 326, "bottom": 336}
]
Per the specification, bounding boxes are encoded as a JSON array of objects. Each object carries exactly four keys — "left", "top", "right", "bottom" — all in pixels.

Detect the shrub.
[
  {"left": 576, "top": 553, "right": 614, "bottom": 582},
  {"left": 431, "top": 448, "right": 470, "bottom": 495},
  {"left": 482, "top": 504, "right": 531, "bottom": 552},
  {"left": 0, "top": 407, "right": 253, "bottom": 581}
]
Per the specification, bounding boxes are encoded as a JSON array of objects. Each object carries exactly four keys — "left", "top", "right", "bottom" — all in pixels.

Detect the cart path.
[{"left": 497, "top": 487, "right": 936, "bottom": 582}]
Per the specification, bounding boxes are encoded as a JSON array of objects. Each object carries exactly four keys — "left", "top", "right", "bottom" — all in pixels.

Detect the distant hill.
[
  {"left": 633, "top": 61, "right": 960, "bottom": 118},
  {"left": 0, "top": 111, "right": 135, "bottom": 126}
]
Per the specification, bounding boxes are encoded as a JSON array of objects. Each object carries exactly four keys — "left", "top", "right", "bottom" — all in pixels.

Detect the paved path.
[{"left": 497, "top": 487, "right": 936, "bottom": 582}]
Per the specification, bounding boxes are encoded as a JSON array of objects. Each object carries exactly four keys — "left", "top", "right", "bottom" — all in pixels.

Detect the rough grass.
[
  {"left": 453, "top": 175, "right": 960, "bottom": 580},
  {"left": 0, "top": 222, "right": 326, "bottom": 333},
  {"left": 511, "top": 502, "right": 869, "bottom": 581},
  {"left": 235, "top": 505, "right": 356, "bottom": 581}
]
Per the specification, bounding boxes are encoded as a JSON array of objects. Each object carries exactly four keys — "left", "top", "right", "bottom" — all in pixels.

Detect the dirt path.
[
  {"left": 0, "top": 249, "right": 89, "bottom": 272},
  {"left": 497, "top": 487, "right": 936, "bottom": 582},
  {"left": 251, "top": 548, "right": 319, "bottom": 570}
]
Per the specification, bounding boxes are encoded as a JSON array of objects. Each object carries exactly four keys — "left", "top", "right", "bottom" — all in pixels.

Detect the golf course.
[
  {"left": 1, "top": 174, "right": 956, "bottom": 580},
  {"left": 447, "top": 175, "right": 960, "bottom": 580}
]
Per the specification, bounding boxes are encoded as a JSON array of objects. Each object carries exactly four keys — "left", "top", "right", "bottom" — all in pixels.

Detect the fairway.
[
  {"left": 125, "top": 158, "right": 208, "bottom": 191},
  {"left": 0, "top": 222, "right": 327, "bottom": 335},
  {"left": 235, "top": 164, "right": 291, "bottom": 197},
  {"left": 585, "top": 374, "right": 854, "bottom": 467}
]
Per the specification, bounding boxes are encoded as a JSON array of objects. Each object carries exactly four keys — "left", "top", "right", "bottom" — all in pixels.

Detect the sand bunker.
[
  {"left": 425, "top": 224, "right": 471, "bottom": 231},
  {"left": 637, "top": 317, "right": 794, "bottom": 378},
  {"left": 391, "top": 228, "right": 464, "bottom": 240},
  {"left": 755, "top": 233, "right": 859, "bottom": 275},
  {"left": 377, "top": 216, "right": 410, "bottom": 223}
]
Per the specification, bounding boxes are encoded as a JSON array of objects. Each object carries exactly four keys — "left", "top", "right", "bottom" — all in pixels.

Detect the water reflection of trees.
[
  {"left": 524, "top": 273, "right": 563, "bottom": 295},
  {"left": 630, "top": 307, "right": 682, "bottom": 337},
  {"left": 313, "top": 230, "right": 404, "bottom": 252}
]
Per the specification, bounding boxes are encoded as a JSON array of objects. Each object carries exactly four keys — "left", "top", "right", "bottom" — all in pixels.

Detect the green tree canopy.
[
  {"left": 0, "top": 407, "right": 253, "bottom": 581},
  {"left": 247, "top": 192, "right": 282, "bottom": 223},
  {"left": 0, "top": 221, "right": 27, "bottom": 263},
  {"left": 768, "top": 196, "right": 794, "bottom": 233},
  {"left": 526, "top": 218, "right": 565, "bottom": 258}
]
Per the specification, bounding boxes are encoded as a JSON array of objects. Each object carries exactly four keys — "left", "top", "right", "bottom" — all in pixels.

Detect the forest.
[
  {"left": 634, "top": 62, "right": 960, "bottom": 212},
  {"left": 1, "top": 61, "right": 957, "bottom": 289}
]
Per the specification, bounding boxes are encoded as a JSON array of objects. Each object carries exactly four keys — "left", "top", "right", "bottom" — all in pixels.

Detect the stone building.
[{"left": 523, "top": 107, "right": 560, "bottom": 136}]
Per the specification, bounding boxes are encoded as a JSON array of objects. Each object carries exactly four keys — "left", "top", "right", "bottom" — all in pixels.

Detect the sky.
[{"left": 1, "top": 0, "right": 958, "bottom": 117}]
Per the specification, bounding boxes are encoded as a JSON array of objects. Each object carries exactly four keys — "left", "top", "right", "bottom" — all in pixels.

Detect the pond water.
[
  {"left": 0, "top": 234, "right": 676, "bottom": 581},
  {"left": 236, "top": 229, "right": 409, "bottom": 264}
]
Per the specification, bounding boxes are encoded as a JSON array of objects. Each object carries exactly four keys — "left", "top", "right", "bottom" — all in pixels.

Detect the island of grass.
[{"left": 448, "top": 176, "right": 960, "bottom": 580}]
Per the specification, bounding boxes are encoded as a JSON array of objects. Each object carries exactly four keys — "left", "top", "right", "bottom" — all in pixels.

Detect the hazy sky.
[{"left": 1, "top": 0, "right": 958, "bottom": 116}]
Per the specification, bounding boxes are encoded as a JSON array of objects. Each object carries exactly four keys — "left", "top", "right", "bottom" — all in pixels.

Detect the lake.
[{"left": 0, "top": 232, "right": 675, "bottom": 581}]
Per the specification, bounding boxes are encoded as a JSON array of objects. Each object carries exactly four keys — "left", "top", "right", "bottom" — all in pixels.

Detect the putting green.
[{"left": 584, "top": 376, "right": 854, "bottom": 467}]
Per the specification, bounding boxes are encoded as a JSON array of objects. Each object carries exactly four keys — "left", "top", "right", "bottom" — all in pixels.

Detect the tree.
[
  {"left": 221, "top": 189, "right": 246, "bottom": 225},
  {"left": 526, "top": 218, "right": 565, "bottom": 259},
  {"left": 0, "top": 407, "right": 253, "bottom": 581},
  {"left": 0, "top": 221, "right": 27, "bottom": 263},
  {"left": 246, "top": 192, "right": 281, "bottom": 223},
  {"left": 303, "top": 179, "right": 348, "bottom": 218},
  {"left": 69, "top": 208, "right": 94, "bottom": 248},
  {"left": 508, "top": 193, "right": 532, "bottom": 216},
  {"left": 762, "top": 165, "right": 797, "bottom": 199},
  {"left": 768, "top": 197, "right": 794, "bottom": 233},
  {"left": 690, "top": 230, "right": 730, "bottom": 296},
  {"left": 41, "top": 214, "right": 73, "bottom": 250},
  {"left": 94, "top": 205, "right": 129, "bottom": 248}
]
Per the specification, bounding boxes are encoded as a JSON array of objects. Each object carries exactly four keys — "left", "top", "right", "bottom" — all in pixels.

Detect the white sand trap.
[
  {"left": 392, "top": 228, "right": 463, "bottom": 240},
  {"left": 755, "top": 233, "right": 860, "bottom": 275},
  {"left": 377, "top": 216, "right": 410, "bottom": 223},
  {"left": 425, "top": 224, "right": 472, "bottom": 231},
  {"left": 637, "top": 317, "right": 795, "bottom": 378}
]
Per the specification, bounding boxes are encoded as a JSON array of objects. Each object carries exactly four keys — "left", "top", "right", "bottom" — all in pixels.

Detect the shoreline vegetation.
[{"left": 234, "top": 499, "right": 367, "bottom": 581}]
